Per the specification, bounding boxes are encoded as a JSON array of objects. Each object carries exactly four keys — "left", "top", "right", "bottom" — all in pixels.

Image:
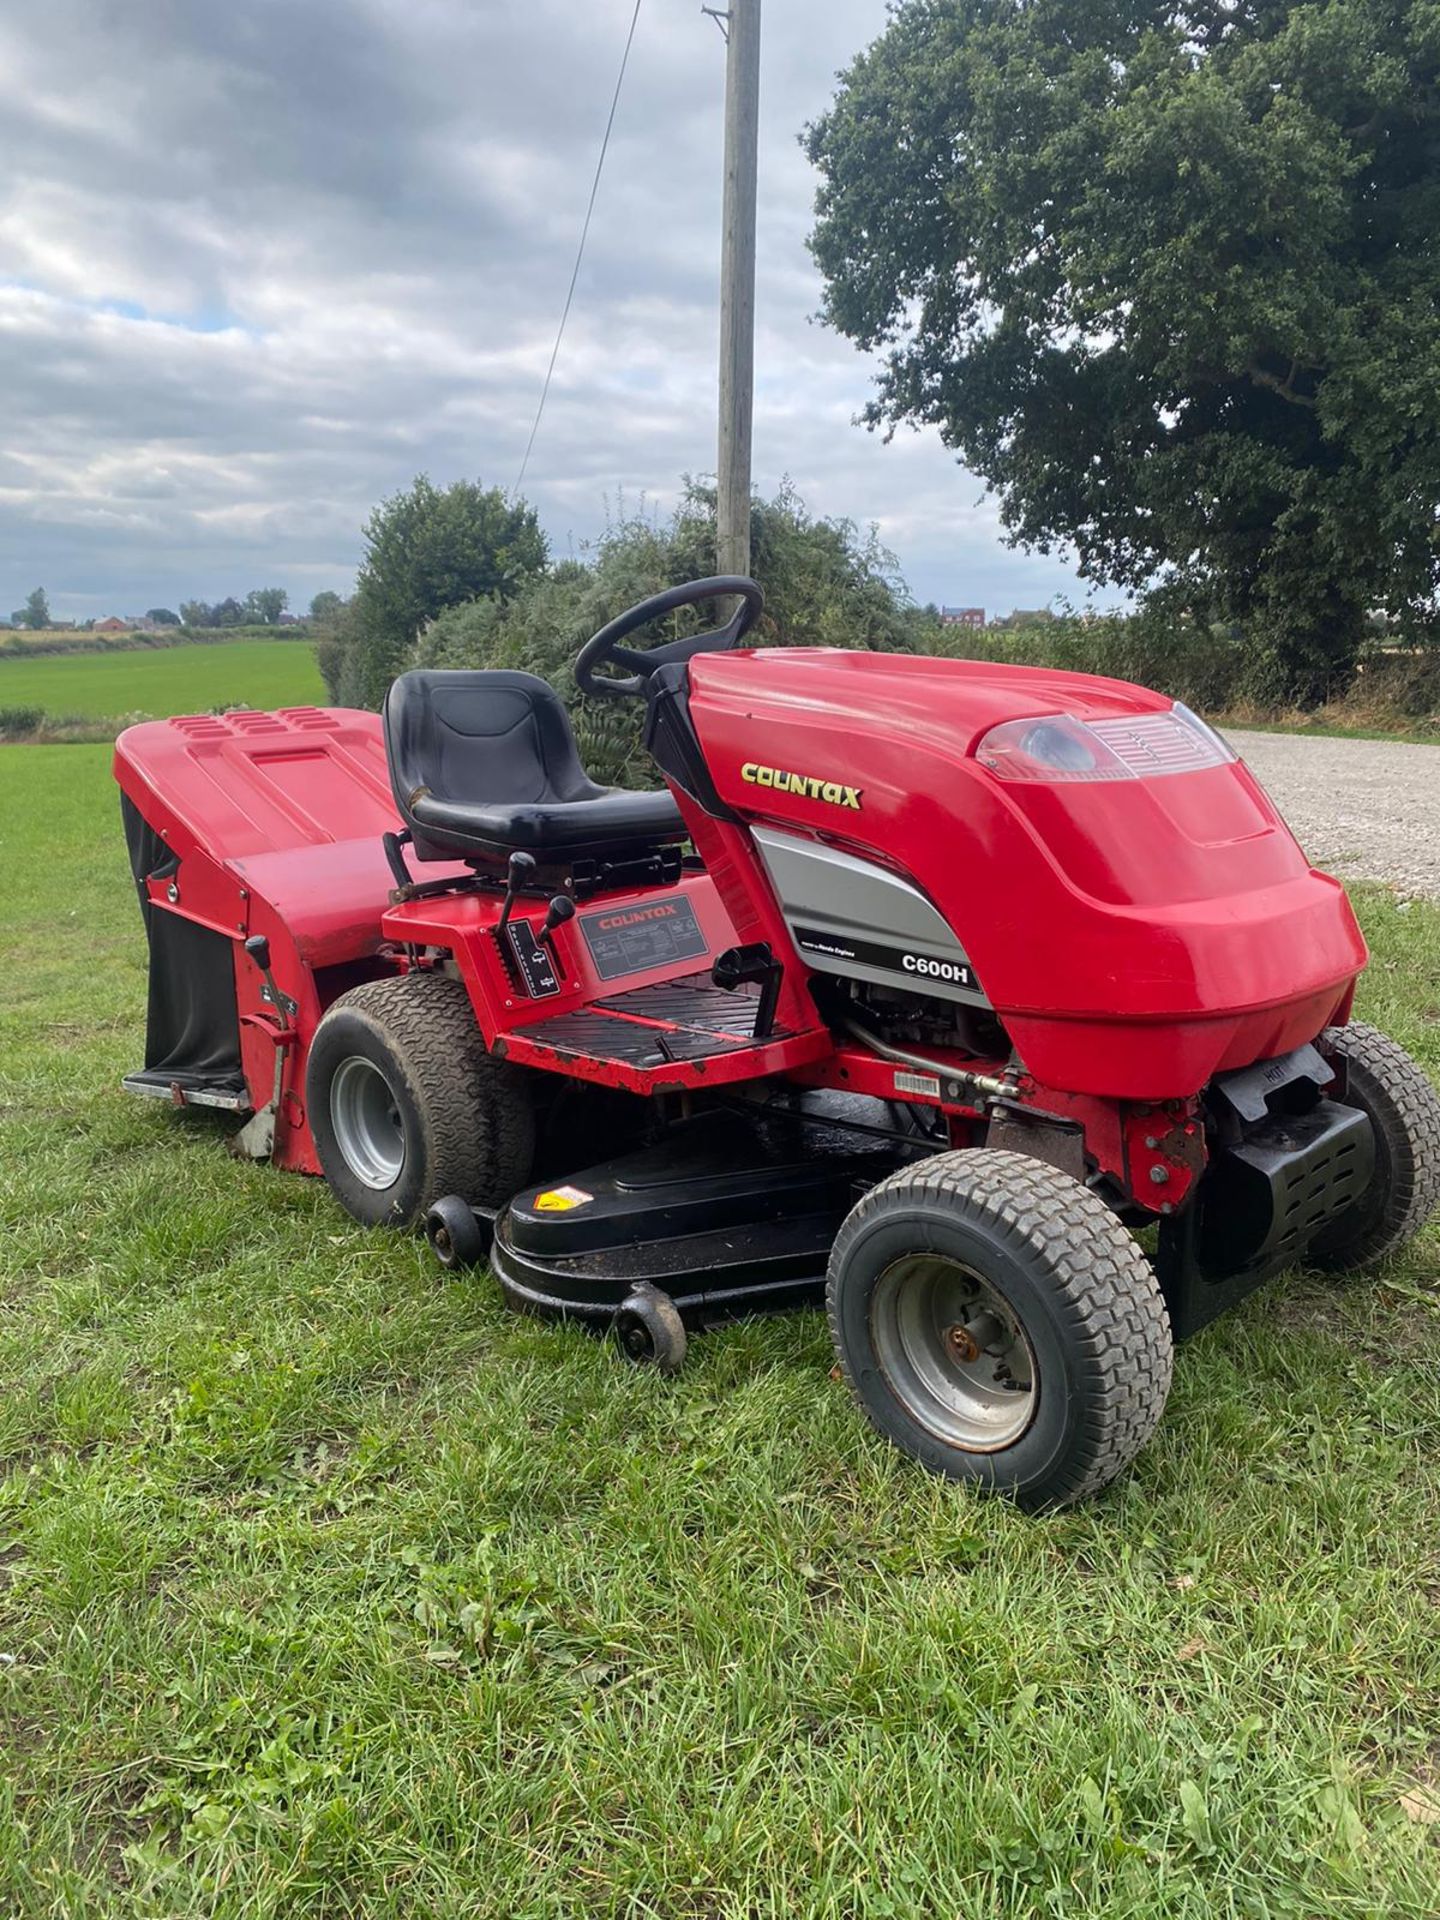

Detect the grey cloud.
[{"left": 0, "top": 0, "right": 1090, "bottom": 620}]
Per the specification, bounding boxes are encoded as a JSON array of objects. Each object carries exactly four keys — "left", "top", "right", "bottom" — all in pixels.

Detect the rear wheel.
[
  {"left": 307, "top": 972, "right": 536, "bottom": 1229},
  {"left": 1311, "top": 1022, "right": 1440, "bottom": 1272},
  {"left": 827, "top": 1150, "right": 1173, "bottom": 1508}
]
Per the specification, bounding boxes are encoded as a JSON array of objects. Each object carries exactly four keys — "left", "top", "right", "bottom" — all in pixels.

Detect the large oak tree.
[{"left": 807, "top": 0, "right": 1440, "bottom": 700}]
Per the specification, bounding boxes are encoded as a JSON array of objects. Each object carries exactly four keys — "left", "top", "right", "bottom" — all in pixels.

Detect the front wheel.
[
  {"left": 1311, "top": 1022, "right": 1440, "bottom": 1272},
  {"left": 826, "top": 1150, "right": 1173, "bottom": 1509}
]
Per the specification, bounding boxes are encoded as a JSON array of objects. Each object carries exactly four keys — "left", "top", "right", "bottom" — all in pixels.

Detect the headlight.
[{"left": 976, "top": 703, "right": 1236, "bottom": 783}]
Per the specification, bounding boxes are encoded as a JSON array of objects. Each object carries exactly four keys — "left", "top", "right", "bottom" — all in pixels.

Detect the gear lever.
[
  {"left": 537, "top": 894, "right": 576, "bottom": 979},
  {"left": 496, "top": 850, "right": 537, "bottom": 934}
]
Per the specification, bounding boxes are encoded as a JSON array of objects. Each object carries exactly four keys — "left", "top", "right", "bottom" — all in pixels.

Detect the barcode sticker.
[{"left": 893, "top": 1070, "right": 941, "bottom": 1100}]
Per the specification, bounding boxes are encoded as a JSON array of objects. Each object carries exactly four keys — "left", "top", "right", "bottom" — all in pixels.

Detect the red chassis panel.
[
  {"left": 113, "top": 707, "right": 454, "bottom": 1172},
  {"left": 380, "top": 875, "right": 833, "bottom": 1093},
  {"left": 113, "top": 708, "right": 834, "bottom": 1169}
]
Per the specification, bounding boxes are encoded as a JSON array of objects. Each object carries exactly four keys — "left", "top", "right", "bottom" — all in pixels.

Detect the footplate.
[{"left": 500, "top": 971, "right": 830, "bottom": 1092}]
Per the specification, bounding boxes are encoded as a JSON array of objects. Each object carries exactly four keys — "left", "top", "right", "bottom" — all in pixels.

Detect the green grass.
[
  {"left": 1, "top": 746, "right": 1438, "bottom": 1918},
  {"left": 0, "top": 640, "right": 324, "bottom": 721}
]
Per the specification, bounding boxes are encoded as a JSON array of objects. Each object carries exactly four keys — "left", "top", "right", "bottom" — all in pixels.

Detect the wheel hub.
[
  {"left": 871, "top": 1256, "right": 1037, "bottom": 1452},
  {"left": 329, "top": 1055, "right": 405, "bottom": 1190},
  {"left": 943, "top": 1311, "right": 1005, "bottom": 1365}
]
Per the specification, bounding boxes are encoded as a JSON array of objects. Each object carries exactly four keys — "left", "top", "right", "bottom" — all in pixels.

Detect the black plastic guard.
[
  {"left": 642, "top": 664, "right": 739, "bottom": 820},
  {"left": 120, "top": 792, "right": 245, "bottom": 1093},
  {"left": 1158, "top": 1097, "right": 1375, "bottom": 1339}
]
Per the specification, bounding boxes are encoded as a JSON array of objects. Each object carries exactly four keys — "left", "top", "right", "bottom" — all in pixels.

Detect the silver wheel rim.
[
  {"left": 870, "top": 1255, "right": 1037, "bottom": 1451},
  {"left": 330, "top": 1056, "right": 405, "bottom": 1190}
]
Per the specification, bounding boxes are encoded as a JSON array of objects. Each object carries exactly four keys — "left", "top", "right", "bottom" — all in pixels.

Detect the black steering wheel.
[{"left": 574, "top": 575, "right": 764, "bottom": 699}]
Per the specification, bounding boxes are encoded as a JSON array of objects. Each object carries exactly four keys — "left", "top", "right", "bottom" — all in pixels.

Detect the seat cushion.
[{"left": 411, "top": 786, "right": 685, "bottom": 855}]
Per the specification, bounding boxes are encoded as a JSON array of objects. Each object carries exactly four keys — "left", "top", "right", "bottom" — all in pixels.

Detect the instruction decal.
[{"left": 579, "top": 894, "right": 708, "bottom": 981}]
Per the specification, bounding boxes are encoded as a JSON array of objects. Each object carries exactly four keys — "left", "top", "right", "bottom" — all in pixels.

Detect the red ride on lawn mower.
[{"left": 114, "top": 578, "right": 1440, "bottom": 1506}]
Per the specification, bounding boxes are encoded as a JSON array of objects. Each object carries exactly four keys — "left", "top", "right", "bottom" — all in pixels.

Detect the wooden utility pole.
[{"left": 716, "top": 0, "right": 760, "bottom": 579}]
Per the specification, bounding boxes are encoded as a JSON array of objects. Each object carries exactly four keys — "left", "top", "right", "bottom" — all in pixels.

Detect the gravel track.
[{"left": 1227, "top": 729, "right": 1440, "bottom": 900}]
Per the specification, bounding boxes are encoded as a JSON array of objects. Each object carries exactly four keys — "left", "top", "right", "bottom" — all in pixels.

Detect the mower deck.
[{"left": 490, "top": 1104, "right": 912, "bottom": 1327}]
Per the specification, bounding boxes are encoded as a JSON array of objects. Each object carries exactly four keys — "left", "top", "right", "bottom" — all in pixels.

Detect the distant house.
[
  {"left": 94, "top": 617, "right": 132, "bottom": 634},
  {"left": 939, "top": 606, "right": 985, "bottom": 629},
  {"left": 278, "top": 612, "right": 301, "bottom": 626}
]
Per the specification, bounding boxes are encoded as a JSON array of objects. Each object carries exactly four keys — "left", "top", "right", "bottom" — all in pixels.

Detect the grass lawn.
[
  {"left": 1, "top": 745, "right": 1437, "bottom": 1919},
  {"left": 0, "top": 640, "right": 324, "bottom": 722}
]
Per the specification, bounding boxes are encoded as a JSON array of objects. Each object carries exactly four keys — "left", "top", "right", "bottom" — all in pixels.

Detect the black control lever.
[
  {"left": 243, "top": 933, "right": 290, "bottom": 1017},
  {"left": 496, "top": 850, "right": 537, "bottom": 934},
  {"left": 537, "top": 894, "right": 576, "bottom": 979},
  {"left": 541, "top": 898, "right": 576, "bottom": 944},
  {"left": 382, "top": 828, "right": 413, "bottom": 894},
  {"left": 540, "top": 895, "right": 575, "bottom": 941}
]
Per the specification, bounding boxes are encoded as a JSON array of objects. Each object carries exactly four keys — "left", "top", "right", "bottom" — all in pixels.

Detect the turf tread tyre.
[
  {"left": 1311, "top": 1022, "right": 1440, "bottom": 1271},
  {"left": 309, "top": 972, "right": 536, "bottom": 1228},
  {"left": 827, "top": 1149, "right": 1173, "bottom": 1508}
]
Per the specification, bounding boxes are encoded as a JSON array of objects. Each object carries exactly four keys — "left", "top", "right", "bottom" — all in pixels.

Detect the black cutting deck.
[{"left": 491, "top": 1106, "right": 909, "bottom": 1323}]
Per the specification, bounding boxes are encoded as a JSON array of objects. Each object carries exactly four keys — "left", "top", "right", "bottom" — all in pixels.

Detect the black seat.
[{"left": 383, "top": 669, "right": 685, "bottom": 865}]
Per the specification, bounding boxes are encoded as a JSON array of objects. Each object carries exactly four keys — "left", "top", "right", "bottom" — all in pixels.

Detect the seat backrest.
[{"left": 383, "top": 670, "right": 600, "bottom": 812}]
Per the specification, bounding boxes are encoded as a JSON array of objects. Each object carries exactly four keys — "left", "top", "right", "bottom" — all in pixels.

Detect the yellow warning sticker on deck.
[{"left": 534, "top": 1185, "right": 594, "bottom": 1212}]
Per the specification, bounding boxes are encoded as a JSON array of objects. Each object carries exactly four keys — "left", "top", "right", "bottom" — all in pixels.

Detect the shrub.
[
  {"left": 926, "top": 611, "right": 1260, "bottom": 714},
  {"left": 0, "top": 706, "right": 44, "bottom": 737},
  {"left": 1366, "top": 649, "right": 1440, "bottom": 720},
  {"left": 415, "top": 481, "right": 939, "bottom": 784}
]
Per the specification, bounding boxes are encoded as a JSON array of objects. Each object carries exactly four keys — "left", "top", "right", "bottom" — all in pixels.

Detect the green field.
[
  {"left": 1, "top": 745, "right": 1437, "bottom": 1917},
  {"left": 0, "top": 624, "right": 315, "bottom": 658},
  {"left": 0, "top": 639, "right": 324, "bottom": 721}
]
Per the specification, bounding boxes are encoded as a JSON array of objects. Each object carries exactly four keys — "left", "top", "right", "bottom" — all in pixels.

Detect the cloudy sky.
[{"left": 0, "top": 0, "right": 1090, "bottom": 623}]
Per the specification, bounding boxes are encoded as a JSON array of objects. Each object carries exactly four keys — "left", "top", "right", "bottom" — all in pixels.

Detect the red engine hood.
[
  {"left": 685, "top": 649, "right": 1367, "bottom": 1098},
  {"left": 691, "top": 648, "right": 1174, "bottom": 748}
]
